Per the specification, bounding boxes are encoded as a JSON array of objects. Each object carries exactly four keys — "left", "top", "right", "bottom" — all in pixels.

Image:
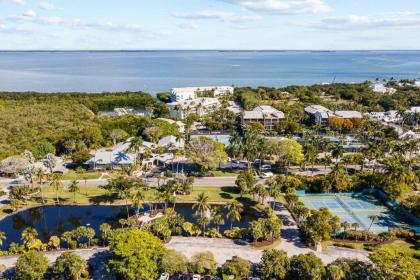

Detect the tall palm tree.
[
  {"left": 198, "top": 217, "right": 210, "bottom": 236},
  {"left": 0, "top": 231, "right": 6, "bottom": 248},
  {"left": 211, "top": 207, "right": 225, "bottom": 233},
  {"left": 226, "top": 200, "right": 243, "bottom": 229},
  {"left": 341, "top": 221, "right": 350, "bottom": 239},
  {"left": 50, "top": 173, "right": 64, "bottom": 204},
  {"left": 368, "top": 215, "right": 379, "bottom": 232},
  {"left": 34, "top": 168, "right": 46, "bottom": 204},
  {"left": 331, "top": 143, "right": 345, "bottom": 162},
  {"left": 193, "top": 192, "right": 210, "bottom": 218},
  {"left": 68, "top": 180, "right": 80, "bottom": 204},
  {"left": 131, "top": 189, "right": 145, "bottom": 217},
  {"left": 127, "top": 136, "right": 144, "bottom": 163}
]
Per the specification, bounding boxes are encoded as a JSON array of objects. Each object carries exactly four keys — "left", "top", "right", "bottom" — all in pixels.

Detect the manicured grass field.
[{"left": 0, "top": 185, "right": 261, "bottom": 218}]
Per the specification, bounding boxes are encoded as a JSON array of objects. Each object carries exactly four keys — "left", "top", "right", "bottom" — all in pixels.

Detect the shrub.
[
  {"left": 205, "top": 228, "right": 222, "bottom": 238},
  {"left": 224, "top": 227, "right": 246, "bottom": 239}
]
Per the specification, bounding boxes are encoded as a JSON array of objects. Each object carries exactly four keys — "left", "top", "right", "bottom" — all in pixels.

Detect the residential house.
[
  {"left": 241, "top": 105, "right": 285, "bottom": 131},
  {"left": 85, "top": 139, "right": 136, "bottom": 170},
  {"left": 158, "top": 135, "right": 185, "bottom": 150}
]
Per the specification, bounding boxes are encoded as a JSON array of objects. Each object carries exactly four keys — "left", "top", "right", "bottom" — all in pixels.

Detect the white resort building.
[
  {"left": 371, "top": 83, "right": 397, "bottom": 94},
  {"left": 167, "top": 97, "right": 221, "bottom": 119},
  {"left": 170, "top": 86, "right": 234, "bottom": 102}
]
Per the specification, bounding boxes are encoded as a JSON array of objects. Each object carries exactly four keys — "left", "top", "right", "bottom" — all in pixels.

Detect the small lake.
[{"left": 0, "top": 204, "right": 252, "bottom": 249}]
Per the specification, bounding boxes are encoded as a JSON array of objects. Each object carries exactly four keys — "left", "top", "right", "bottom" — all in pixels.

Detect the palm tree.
[
  {"left": 226, "top": 200, "right": 243, "bottom": 229},
  {"left": 100, "top": 223, "right": 112, "bottom": 246},
  {"left": 331, "top": 143, "right": 345, "bottom": 162},
  {"left": 34, "top": 168, "right": 46, "bottom": 204},
  {"left": 211, "top": 207, "right": 225, "bottom": 233},
  {"left": 368, "top": 215, "right": 379, "bottom": 232},
  {"left": 131, "top": 189, "right": 145, "bottom": 216},
  {"left": 193, "top": 193, "right": 210, "bottom": 218},
  {"left": 0, "top": 231, "right": 6, "bottom": 247},
  {"left": 327, "top": 265, "right": 345, "bottom": 280},
  {"left": 68, "top": 180, "right": 80, "bottom": 204},
  {"left": 198, "top": 217, "right": 210, "bottom": 236},
  {"left": 50, "top": 173, "right": 64, "bottom": 204},
  {"left": 341, "top": 221, "right": 350, "bottom": 239},
  {"left": 21, "top": 227, "right": 38, "bottom": 247},
  {"left": 128, "top": 136, "right": 144, "bottom": 163}
]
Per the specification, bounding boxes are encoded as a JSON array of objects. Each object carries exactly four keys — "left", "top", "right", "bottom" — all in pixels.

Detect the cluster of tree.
[
  {"left": 0, "top": 91, "right": 171, "bottom": 161},
  {"left": 328, "top": 117, "right": 362, "bottom": 132},
  {"left": 5, "top": 250, "right": 89, "bottom": 280},
  {"left": 2, "top": 225, "right": 96, "bottom": 256},
  {"left": 228, "top": 129, "right": 303, "bottom": 169},
  {"left": 234, "top": 82, "right": 420, "bottom": 113}
]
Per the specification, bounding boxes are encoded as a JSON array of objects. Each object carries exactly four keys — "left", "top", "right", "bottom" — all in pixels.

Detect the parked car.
[
  {"left": 260, "top": 164, "right": 272, "bottom": 171},
  {"left": 159, "top": 273, "right": 169, "bottom": 280},
  {"left": 192, "top": 275, "right": 201, "bottom": 280},
  {"left": 8, "top": 179, "right": 26, "bottom": 188},
  {"left": 260, "top": 172, "right": 274, "bottom": 179}
]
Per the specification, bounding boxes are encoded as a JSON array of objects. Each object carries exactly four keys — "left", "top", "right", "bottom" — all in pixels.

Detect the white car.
[
  {"left": 159, "top": 273, "right": 169, "bottom": 280},
  {"left": 192, "top": 275, "right": 201, "bottom": 280},
  {"left": 260, "top": 164, "right": 272, "bottom": 171},
  {"left": 260, "top": 172, "right": 274, "bottom": 179}
]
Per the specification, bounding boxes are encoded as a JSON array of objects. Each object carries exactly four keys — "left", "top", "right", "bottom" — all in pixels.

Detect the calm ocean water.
[{"left": 0, "top": 51, "right": 419, "bottom": 94}]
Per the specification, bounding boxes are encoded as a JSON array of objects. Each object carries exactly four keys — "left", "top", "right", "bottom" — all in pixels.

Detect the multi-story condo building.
[{"left": 241, "top": 105, "right": 285, "bottom": 131}]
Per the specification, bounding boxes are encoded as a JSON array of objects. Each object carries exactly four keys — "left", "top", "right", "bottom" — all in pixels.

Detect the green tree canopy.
[
  {"left": 14, "top": 250, "right": 49, "bottom": 280},
  {"left": 260, "top": 249, "right": 290, "bottom": 280},
  {"left": 108, "top": 229, "right": 166, "bottom": 280}
]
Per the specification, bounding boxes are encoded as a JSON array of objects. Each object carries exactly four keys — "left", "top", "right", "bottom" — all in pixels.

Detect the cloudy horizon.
[{"left": 0, "top": 0, "right": 420, "bottom": 50}]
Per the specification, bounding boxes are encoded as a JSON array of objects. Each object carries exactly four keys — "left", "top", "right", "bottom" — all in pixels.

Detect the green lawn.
[
  {"left": 0, "top": 185, "right": 256, "bottom": 219},
  {"left": 379, "top": 240, "right": 419, "bottom": 258},
  {"left": 63, "top": 170, "right": 119, "bottom": 180}
]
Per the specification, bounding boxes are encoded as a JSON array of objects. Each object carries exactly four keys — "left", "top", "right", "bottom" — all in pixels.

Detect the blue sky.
[{"left": 0, "top": 0, "right": 420, "bottom": 50}]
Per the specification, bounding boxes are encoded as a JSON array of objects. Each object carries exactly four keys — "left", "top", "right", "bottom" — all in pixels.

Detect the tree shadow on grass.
[{"left": 89, "top": 193, "right": 119, "bottom": 204}]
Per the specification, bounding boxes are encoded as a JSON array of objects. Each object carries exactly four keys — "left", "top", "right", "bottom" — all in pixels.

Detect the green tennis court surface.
[{"left": 300, "top": 193, "right": 413, "bottom": 234}]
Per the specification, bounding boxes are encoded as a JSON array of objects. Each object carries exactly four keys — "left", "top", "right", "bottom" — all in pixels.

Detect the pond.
[{"left": 0, "top": 203, "right": 253, "bottom": 249}]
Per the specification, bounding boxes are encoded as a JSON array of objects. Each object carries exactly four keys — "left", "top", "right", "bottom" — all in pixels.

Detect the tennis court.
[{"left": 300, "top": 193, "right": 413, "bottom": 233}]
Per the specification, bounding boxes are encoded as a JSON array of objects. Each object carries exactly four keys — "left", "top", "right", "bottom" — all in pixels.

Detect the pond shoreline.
[{"left": 0, "top": 199, "right": 228, "bottom": 222}]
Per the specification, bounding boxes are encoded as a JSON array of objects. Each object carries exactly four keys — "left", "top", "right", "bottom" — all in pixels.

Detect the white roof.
[
  {"left": 158, "top": 135, "right": 185, "bottom": 149},
  {"left": 335, "top": 111, "right": 363, "bottom": 119},
  {"left": 243, "top": 105, "right": 285, "bottom": 119},
  {"left": 304, "top": 105, "right": 333, "bottom": 115},
  {"left": 86, "top": 151, "right": 136, "bottom": 165}
]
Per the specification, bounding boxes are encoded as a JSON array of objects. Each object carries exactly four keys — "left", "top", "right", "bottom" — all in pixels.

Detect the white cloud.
[
  {"left": 177, "top": 21, "right": 199, "bottom": 29},
  {"left": 38, "top": 1, "right": 57, "bottom": 11},
  {"left": 297, "top": 12, "right": 420, "bottom": 29},
  {"left": 0, "top": 0, "right": 26, "bottom": 5},
  {"left": 23, "top": 10, "right": 37, "bottom": 18},
  {"left": 70, "top": 19, "right": 144, "bottom": 32},
  {"left": 219, "top": 0, "right": 331, "bottom": 14},
  {"left": 172, "top": 10, "right": 262, "bottom": 22}
]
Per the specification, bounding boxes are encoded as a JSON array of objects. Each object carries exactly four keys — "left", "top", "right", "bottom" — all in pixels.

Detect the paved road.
[{"left": 0, "top": 247, "right": 110, "bottom": 269}]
